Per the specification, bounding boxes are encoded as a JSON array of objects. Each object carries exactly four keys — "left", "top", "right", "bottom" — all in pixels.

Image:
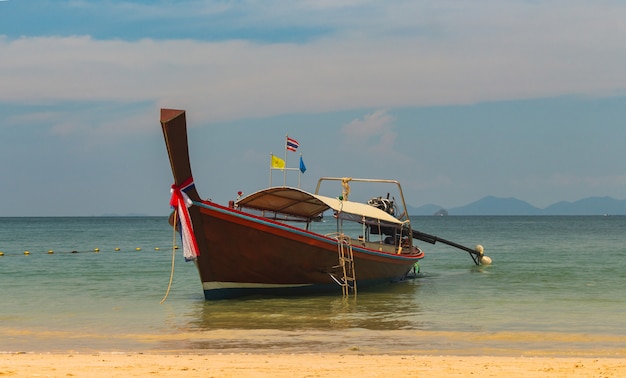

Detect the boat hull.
[{"left": 192, "top": 201, "right": 422, "bottom": 299}]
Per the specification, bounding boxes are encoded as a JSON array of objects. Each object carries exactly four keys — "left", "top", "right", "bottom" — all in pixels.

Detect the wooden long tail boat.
[{"left": 161, "top": 109, "right": 488, "bottom": 300}]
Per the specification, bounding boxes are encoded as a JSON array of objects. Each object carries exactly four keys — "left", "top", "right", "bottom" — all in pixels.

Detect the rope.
[
  {"left": 341, "top": 177, "right": 351, "bottom": 200},
  {"left": 160, "top": 209, "right": 178, "bottom": 304}
]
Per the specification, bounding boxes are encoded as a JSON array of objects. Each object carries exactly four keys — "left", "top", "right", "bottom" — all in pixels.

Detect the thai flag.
[{"left": 286, "top": 137, "right": 299, "bottom": 152}]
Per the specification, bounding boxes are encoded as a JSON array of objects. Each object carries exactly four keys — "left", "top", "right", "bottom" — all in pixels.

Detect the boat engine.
[{"left": 367, "top": 194, "right": 397, "bottom": 216}]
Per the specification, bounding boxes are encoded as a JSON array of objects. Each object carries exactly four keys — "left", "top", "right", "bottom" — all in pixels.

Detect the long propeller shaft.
[{"left": 411, "top": 229, "right": 492, "bottom": 265}]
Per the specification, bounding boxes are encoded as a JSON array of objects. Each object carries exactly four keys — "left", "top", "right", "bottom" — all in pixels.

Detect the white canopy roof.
[{"left": 236, "top": 187, "right": 404, "bottom": 227}]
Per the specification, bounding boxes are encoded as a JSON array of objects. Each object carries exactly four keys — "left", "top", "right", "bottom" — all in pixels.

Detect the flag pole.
[
  {"left": 284, "top": 135, "right": 288, "bottom": 186},
  {"left": 269, "top": 153, "right": 273, "bottom": 187},
  {"left": 298, "top": 153, "right": 302, "bottom": 188}
]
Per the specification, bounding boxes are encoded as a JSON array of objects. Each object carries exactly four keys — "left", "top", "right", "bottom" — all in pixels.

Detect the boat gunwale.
[{"left": 192, "top": 199, "right": 424, "bottom": 262}]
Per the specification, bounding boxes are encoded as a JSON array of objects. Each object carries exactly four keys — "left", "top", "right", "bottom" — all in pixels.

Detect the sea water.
[{"left": 1, "top": 216, "right": 625, "bottom": 356}]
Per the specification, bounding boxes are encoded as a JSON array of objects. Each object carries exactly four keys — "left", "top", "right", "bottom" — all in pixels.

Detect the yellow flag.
[{"left": 271, "top": 155, "right": 285, "bottom": 169}]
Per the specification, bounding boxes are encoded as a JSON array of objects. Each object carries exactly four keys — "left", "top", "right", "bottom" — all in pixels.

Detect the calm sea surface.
[{"left": 1, "top": 216, "right": 625, "bottom": 356}]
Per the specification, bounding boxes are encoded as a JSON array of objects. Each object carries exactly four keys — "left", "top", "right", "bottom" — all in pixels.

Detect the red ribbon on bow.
[{"left": 170, "top": 177, "right": 200, "bottom": 261}]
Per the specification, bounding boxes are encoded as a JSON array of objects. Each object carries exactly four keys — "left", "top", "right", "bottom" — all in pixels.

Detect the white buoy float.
[{"left": 475, "top": 244, "right": 492, "bottom": 265}]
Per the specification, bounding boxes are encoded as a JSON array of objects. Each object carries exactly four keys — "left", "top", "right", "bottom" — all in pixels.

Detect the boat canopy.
[{"left": 236, "top": 187, "right": 405, "bottom": 227}]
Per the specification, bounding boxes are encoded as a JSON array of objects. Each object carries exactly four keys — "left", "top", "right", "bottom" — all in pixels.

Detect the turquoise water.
[{"left": 1, "top": 216, "right": 625, "bottom": 356}]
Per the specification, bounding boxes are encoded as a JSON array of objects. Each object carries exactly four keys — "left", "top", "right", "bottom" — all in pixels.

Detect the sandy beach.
[{"left": 2, "top": 352, "right": 626, "bottom": 377}]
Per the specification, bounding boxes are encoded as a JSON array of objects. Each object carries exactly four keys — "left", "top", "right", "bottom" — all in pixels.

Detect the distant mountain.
[
  {"left": 408, "top": 196, "right": 626, "bottom": 216},
  {"left": 543, "top": 196, "right": 626, "bottom": 215},
  {"left": 450, "top": 196, "right": 541, "bottom": 215}
]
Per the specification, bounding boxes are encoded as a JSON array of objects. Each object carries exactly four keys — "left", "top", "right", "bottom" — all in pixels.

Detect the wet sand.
[{"left": 2, "top": 352, "right": 626, "bottom": 377}]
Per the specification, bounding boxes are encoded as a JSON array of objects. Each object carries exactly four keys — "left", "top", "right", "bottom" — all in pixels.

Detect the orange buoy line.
[{"left": 0, "top": 247, "right": 177, "bottom": 256}]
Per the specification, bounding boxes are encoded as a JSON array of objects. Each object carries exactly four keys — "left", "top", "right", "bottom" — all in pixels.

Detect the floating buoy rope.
[
  {"left": 160, "top": 209, "right": 178, "bottom": 304},
  {"left": 0, "top": 247, "right": 169, "bottom": 256}
]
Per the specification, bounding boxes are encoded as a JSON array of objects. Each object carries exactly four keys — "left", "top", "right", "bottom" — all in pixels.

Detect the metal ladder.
[{"left": 335, "top": 234, "right": 357, "bottom": 297}]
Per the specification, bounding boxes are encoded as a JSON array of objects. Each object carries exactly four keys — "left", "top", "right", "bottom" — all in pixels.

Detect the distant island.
[{"left": 408, "top": 196, "right": 626, "bottom": 216}]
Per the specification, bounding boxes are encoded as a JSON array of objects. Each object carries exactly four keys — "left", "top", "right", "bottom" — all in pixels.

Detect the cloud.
[
  {"left": 342, "top": 109, "right": 397, "bottom": 153},
  {"left": 2, "top": 1, "right": 626, "bottom": 129}
]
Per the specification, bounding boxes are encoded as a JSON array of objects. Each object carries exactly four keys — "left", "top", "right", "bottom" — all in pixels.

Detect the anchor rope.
[{"left": 160, "top": 209, "right": 178, "bottom": 304}]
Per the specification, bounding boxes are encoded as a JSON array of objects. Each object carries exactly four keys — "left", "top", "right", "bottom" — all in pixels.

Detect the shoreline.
[
  {"left": 2, "top": 352, "right": 626, "bottom": 377},
  {"left": 4, "top": 327, "right": 626, "bottom": 358}
]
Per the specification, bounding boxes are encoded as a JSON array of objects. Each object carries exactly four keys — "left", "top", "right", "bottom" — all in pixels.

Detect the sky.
[{"left": 2, "top": 0, "right": 626, "bottom": 216}]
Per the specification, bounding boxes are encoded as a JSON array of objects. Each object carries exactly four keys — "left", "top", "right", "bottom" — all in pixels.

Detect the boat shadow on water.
[
  {"left": 184, "top": 280, "right": 426, "bottom": 331},
  {"left": 158, "top": 281, "right": 433, "bottom": 352}
]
